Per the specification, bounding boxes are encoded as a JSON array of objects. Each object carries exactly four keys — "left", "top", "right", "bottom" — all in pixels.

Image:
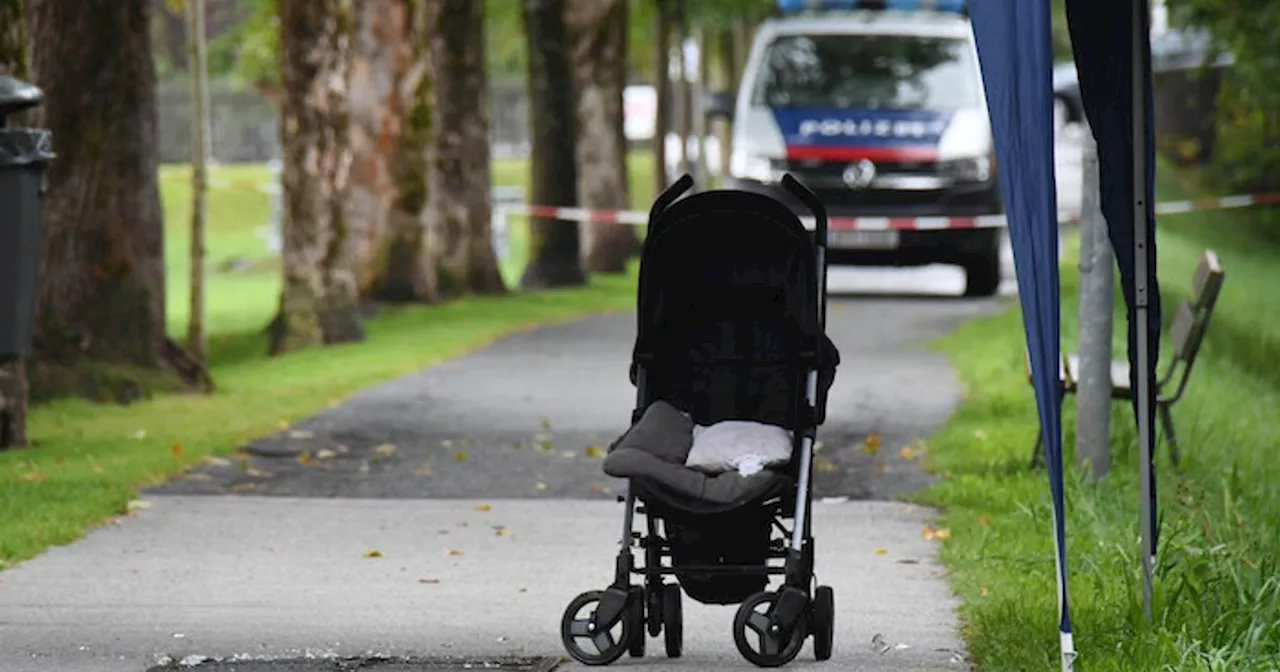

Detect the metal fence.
[{"left": 158, "top": 79, "right": 532, "bottom": 165}]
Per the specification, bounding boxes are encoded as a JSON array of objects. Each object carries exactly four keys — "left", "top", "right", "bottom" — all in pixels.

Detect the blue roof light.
[{"left": 777, "top": 0, "right": 966, "bottom": 15}]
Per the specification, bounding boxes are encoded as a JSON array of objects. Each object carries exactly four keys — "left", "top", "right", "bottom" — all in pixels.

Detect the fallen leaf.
[
  {"left": 245, "top": 468, "right": 268, "bottom": 478},
  {"left": 54, "top": 456, "right": 67, "bottom": 464},
  {"left": 206, "top": 457, "right": 231, "bottom": 467},
  {"left": 317, "top": 449, "right": 338, "bottom": 460},
  {"left": 171, "top": 443, "right": 183, "bottom": 456},
  {"left": 874, "top": 547, "right": 888, "bottom": 555},
  {"left": 441, "top": 439, "right": 453, "bottom": 448},
  {"left": 494, "top": 526, "right": 510, "bottom": 537},
  {"left": 584, "top": 445, "right": 605, "bottom": 458},
  {"left": 237, "top": 460, "right": 250, "bottom": 473},
  {"left": 363, "top": 549, "right": 384, "bottom": 558},
  {"left": 815, "top": 457, "right": 838, "bottom": 473},
  {"left": 476, "top": 504, "right": 492, "bottom": 512},
  {"left": 419, "top": 578, "right": 440, "bottom": 585},
  {"left": 561, "top": 451, "right": 576, "bottom": 459},
  {"left": 231, "top": 483, "right": 257, "bottom": 493},
  {"left": 535, "top": 482, "right": 548, "bottom": 491},
  {"left": 127, "top": 500, "right": 152, "bottom": 511},
  {"left": 537, "top": 441, "right": 552, "bottom": 452},
  {"left": 978, "top": 515, "right": 991, "bottom": 527},
  {"left": 22, "top": 471, "right": 44, "bottom": 483},
  {"left": 375, "top": 443, "right": 398, "bottom": 456},
  {"left": 277, "top": 420, "right": 289, "bottom": 430},
  {"left": 328, "top": 398, "right": 341, "bottom": 408},
  {"left": 539, "top": 419, "right": 551, "bottom": 431},
  {"left": 184, "top": 473, "right": 213, "bottom": 482},
  {"left": 510, "top": 442, "right": 523, "bottom": 450},
  {"left": 461, "top": 438, "right": 474, "bottom": 447},
  {"left": 288, "top": 430, "right": 314, "bottom": 440},
  {"left": 588, "top": 484, "right": 611, "bottom": 494},
  {"left": 445, "top": 549, "right": 464, "bottom": 556},
  {"left": 922, "top": 524, "right": 952, "bottom": 541},
  {"left": 900, "top": 446, "right": 917, "bottom": 461},
  {"left": 296, "top": 451, "right": 313, "bottom": 465},
  {"left": 896, "top": 558, "right": 920, "bottom": 564},
  {"left": 813, "top": 441, "right": 825, "bottom": 453},
  {"left": 863, "top": 433, "right": 882, "bottom": 451},
  {"left": 415, "top": 464, "right": 434, "bottom": 476},
  {"left": 92, "top": 465, "right": 104, "bottom": 474},
  {"left": 453, "top": 451, "right": 468, "bottom": 462},
  {"left": 875, "top": 458, "right": 888, "bottom": 474},
  {"left": 973, "top": 429, "right": 989, "bottom": 441},
  {"left": 980, "top": 586, "right": 989, "bottom": 597},
  {"left": 132, "top": 429, "right": 147, "bottom": 440}
]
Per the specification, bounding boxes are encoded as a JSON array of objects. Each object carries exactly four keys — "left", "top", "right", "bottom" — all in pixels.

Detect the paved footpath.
[{"left": 0, "top": 286, "right": 1000, "bottom": 672}]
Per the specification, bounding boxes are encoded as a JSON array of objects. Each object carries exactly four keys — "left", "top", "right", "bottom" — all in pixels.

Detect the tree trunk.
[
  {"left": 566, "top": 0, "right": 637, "bottom": 274},
  {"left": 673, "top": 0, "right": 691, "bottom": 177},
  {"left": 0, "top": 0, "right": 27, "bottom": 447},
  {"left": 348, "top": 0, "right": 404, "bottom": 299},
  {"left": 271, "top": 0, "right": 365, "bottom": 355},
  {"left": 692, "top": 26, "right": 709, "bottom": 183},
  {"left": 716, "top": 27, "right": 736, "bottom": 177},
  {"left": 27, "top": 0, "right": 199, "bottom": 403},
  {"left": 652, "top": 0, "right": 671, "bottom": 195},
  {"left": 519, "top": 0, "right": 585, "bottom": 289},
  {"left": 427, "top": 0, "right": 506, "bottom": 296},
  {"left": 186, "top": 0, "right": 210, "bottom": 367},
  {"left": 367, "top": 0, "right": 438, "bottom": 303}
]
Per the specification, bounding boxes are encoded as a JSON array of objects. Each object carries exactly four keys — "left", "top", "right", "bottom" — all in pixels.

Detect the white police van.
[{"left": 715, "top": 0, "right": 1002, "bottom": 296}]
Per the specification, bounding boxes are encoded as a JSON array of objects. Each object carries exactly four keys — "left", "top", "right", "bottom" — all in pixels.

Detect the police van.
[{"left": 716, "top": 0, "right": 1002, "bottom": 296}]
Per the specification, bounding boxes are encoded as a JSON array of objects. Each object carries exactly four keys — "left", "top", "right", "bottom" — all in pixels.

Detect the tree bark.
[
  {"left": 348, "top": 0, "right": 404, "bottom": 299},
  {"left": 186, "top": 0, "right": 210, "bottom": 367},
  {"left": 1, "top": 0, "right": 27, "bottom": 447},
  {"left": 27, "top": 0, "right": 198, "bottom": 402},
  {"left": 427, "top": 0, "right": 506, "bottom": 296},
  {"left": 367, "top": 0, "right": 438, "bottom": 303},
  {"left": 652, "top": 0, "right": 671, "bottom": 195},
  {"left": 716, "top": 27, "right": 736, "bottom": 177},
  {"left": 519, "top": 0, "right": 585, "bottom": 289},
  {"left": 566, "top": 0, "right": 637, "bottom": 274},
  {"left": 673, "top": 0, "right": 691, "bottom": 177},
  {"left": 271, "top": 0, "right": 365, "bottom": 355}
]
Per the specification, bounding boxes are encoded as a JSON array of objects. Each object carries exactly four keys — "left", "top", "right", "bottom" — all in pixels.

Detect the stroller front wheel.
[
  {"left": 732, "top": 590, "right": 808, "bottom": 667},
  {"left": 561, "top": 590, "right": 634, "bottom": 666}
]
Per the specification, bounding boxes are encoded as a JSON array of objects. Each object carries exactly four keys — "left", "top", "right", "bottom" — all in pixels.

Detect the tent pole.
[{"left": 1132, "top": 0, "right": 1155, "bottom": 623}]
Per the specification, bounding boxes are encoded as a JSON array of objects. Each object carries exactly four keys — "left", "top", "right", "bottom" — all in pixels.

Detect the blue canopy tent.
[{"left": 967, "top": 0, "right": 1161, "bottom": 669}]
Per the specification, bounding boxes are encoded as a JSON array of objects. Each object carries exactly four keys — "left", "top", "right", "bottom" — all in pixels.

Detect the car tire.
[{"left": 962, "top": 231, "right": 1002, "bottom": 298}]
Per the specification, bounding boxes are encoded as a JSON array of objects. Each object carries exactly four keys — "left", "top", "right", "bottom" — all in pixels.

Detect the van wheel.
[{"left": 962, "top": 243, "right": 1003, "bottom": 295}]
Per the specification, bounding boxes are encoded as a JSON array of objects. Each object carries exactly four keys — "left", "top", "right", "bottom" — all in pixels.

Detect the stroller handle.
[
  {"left": 781, "top": 173, "right": 828, "bottom": 248},
  {"left": 648, "top": 173, "right": 695, "bottom": 230}
]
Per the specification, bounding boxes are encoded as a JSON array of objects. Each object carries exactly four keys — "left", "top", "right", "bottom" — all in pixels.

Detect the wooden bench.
[{"left": 1028, "top": 249, "right": 1225, "bottom": 469}]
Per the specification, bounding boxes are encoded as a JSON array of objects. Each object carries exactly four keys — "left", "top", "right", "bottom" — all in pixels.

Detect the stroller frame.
[{"left": 560, "top": 174, "right": 835, "bottom": 668}]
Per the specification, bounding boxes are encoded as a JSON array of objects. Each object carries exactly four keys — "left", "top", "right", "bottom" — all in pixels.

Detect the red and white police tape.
[{"left": 497, "top": 189, "right": 1280, "bottom": 232}]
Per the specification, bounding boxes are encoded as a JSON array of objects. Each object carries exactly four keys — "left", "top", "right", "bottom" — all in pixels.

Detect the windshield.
[{"left": 751, "top": 33, "right": 982, "bottom": 110}]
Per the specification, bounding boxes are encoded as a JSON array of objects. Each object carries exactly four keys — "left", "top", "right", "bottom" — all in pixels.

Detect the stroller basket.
[{"left": 560, "top": 174, "right": 842, "bottom": 668}]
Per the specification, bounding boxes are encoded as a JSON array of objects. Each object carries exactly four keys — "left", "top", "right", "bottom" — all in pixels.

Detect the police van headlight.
[
  {"left": 940, "top": 154, "right": 995, "bottom": 183},
  {"left": 729, "top": 149, "right": 777, "bottom": 184}
]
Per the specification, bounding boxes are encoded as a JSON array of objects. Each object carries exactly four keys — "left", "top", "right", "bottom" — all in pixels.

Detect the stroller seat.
[{"left": 559, "top": 174, "right": 841, "bottom": 668}]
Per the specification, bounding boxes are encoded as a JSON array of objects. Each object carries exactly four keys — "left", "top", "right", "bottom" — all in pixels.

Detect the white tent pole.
[{"left": 1131, "top": 0, "right": 1156, "bottom": 623}]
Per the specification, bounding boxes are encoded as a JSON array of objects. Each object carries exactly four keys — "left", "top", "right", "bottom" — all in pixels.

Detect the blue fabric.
[
  {"left": 1066, "top": 0, "right": 1162, "bottom": 550},
  {"left": 967, "top": 0, "right": 1072, "bottom": 638}
]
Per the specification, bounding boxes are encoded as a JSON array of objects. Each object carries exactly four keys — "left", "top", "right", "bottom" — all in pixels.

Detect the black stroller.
[{"left": 559, "top": 174, "right": 841, "bottom": 668}]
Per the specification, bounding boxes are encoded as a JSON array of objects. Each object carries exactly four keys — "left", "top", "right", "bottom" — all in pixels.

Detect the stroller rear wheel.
[
  {"left": 627, "top": 591, "right": 646, "bottom": 658},
  {"left": 560, "top": 590, "right": 633, "bottom": 666},
  {"left": 663, "top": 583, "right": 683, "bottom": 658},
  {"left": 812, "top": 585, "right": 835, "bottom": 661},
  {"left": 732, "top": 590, "right": 808, "bottom": 667}
]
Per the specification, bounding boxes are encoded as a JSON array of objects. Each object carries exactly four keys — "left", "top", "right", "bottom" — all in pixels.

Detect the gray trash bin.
[{"left": 0, "top": 75, "right": 55, "bottom": 360}]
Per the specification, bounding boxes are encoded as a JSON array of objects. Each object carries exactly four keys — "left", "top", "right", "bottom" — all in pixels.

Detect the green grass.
[
  {"left": 920, "top": 163, "right": 1280, "bottom": 670},
  {"left": 1, "top": 154, "right": 655, "bottom": 570}
]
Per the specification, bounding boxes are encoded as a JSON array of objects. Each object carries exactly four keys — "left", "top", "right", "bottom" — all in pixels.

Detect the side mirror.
[{"left": 704, "top": 91, "right": 735, "bottom": 121}]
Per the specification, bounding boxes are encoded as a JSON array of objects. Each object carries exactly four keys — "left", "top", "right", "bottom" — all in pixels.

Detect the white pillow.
[{"left": 684, "top": 420, "right": 794, "bottom": 477}]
